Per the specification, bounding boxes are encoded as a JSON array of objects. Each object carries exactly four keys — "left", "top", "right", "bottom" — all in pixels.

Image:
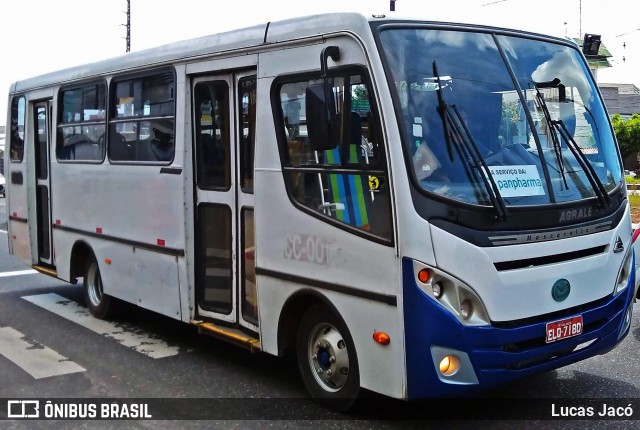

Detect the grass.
[
  {"left": 624, "top": 176, "right": 640, "bottom": 224},
  {"left": 626, "top": 177, "right": 640, "bottom": 223}
]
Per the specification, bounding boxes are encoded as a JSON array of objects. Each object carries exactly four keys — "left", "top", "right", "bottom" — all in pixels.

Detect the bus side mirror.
[
  {"left": 306, "top": 83, "right": 339, "bottom": 151},
  {"left": 305, "top": 46, "right": 341, "bottom": 151}
]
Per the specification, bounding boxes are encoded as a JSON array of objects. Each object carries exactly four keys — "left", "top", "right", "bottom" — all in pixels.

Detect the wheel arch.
[
  {"left": 276, "top": 289, "right": 346, "bottom": 357},
  {"left": 69, "top": 240, "right": 95, "bottom": 283}
]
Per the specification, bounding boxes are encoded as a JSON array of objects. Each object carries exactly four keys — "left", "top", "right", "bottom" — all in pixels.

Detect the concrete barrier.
[{"left": 627, "top": 183, "right": 640, "bottom": 195}]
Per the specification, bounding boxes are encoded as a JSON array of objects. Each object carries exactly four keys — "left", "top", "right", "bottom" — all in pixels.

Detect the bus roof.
[
  {"left": 9, "top": 13, "right": 373, "bottom": 94},
  {"left": 9, "top": 12, "right": 568, "bottom": 95}
]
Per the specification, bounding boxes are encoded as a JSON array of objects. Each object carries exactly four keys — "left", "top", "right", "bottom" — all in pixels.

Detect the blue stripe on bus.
[
  {"left": 335, "top": 175, "right": 351, "bottom": 224},
  {"left": 348, "top": 174, "right": 361, "bottom": 227}
]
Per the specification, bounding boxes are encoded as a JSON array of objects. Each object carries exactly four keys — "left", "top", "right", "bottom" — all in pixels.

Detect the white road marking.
[
  {"left": 0, "top": 269, "right": 38, "bottom": 278},
  {"left": 22, "top": 293, "right": 180, "bottom": 359},
  {"left": 0, "top": 326, "right": 86, "bottom": 379}
]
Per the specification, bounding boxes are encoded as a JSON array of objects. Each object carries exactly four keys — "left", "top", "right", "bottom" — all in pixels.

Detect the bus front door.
[
  {"left": 192, "top": 71, "right": 258, "bottom": 332},
  {"left": 32, "top": 100, "right": 53, "bottom": 266}
]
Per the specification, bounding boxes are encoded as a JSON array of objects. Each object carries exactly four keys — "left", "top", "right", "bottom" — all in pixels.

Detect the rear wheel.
[
  {"left": 83, "top": 256, "right": 113, "bottom": 319},
  {"left": 296, "top": 304, "right": 360, "bottom": 411}
]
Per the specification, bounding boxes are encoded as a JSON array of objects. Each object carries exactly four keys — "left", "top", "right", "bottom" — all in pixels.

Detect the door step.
[
  {"left": 32, "top": 265, "right": 58, "bottom": 278},
  {"left": 192, "top": 320, "right": 261, "bottom": 353}
]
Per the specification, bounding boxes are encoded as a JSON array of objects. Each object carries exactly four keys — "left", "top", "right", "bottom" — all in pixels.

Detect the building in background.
[{"left": 599, "top": 83, "right": 640, "bottom": 119}]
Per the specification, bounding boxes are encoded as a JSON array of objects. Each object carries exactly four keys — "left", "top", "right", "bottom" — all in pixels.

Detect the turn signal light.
[
  {"left": 372, "top": 331, "right": 391, "bottom": 345},
  {"left": 417, "top": 269, "right": 430, "bottom": 283}
]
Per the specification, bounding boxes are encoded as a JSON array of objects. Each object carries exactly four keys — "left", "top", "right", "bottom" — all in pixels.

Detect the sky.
[{"left": 1, "top": 0, "right": 639, "bottom": 123}]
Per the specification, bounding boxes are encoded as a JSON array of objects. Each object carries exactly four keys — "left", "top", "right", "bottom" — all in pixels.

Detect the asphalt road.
[{"left": 0, "top": 197, "right": 639, "bottom": 429}]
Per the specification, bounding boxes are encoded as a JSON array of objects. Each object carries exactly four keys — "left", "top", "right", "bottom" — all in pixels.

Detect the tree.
[
  {"left": 612, "top": 113, "right": 640, "bottom": 160},
  {"left": 352, "top": 84, "right": 369, "bottom": 100}
]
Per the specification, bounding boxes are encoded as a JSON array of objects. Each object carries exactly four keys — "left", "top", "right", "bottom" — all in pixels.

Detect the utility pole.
[
  {"left": 122, "top": 0, "right": 131, "bottom": 52},
  {"left": 579, "top": 0, "right": 582, "bottom": 37}
]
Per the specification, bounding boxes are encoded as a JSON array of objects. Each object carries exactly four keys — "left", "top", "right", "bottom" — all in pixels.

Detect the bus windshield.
[{"left": 378, "top": 28, "right": 622, "bottom": 207}]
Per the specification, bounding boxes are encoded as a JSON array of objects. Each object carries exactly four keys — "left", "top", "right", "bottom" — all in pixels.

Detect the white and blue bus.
[{"left": 4, "top": 12, "right": 636, "bottom": 410}]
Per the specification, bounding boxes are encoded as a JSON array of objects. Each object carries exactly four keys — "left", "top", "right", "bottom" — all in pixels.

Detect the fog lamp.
[{"left": 439, "top": 355, "right": 460, "bottom": 376}]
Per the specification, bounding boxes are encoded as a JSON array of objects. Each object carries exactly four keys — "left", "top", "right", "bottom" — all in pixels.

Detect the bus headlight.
[
  {"left": 460, "top": 299, "right": 473, "bottom": 320},
  {"left": 614, "top": 246, "right": 633, "bottom": 295},
  {"left": 432, "top": 282, "right": 443, "bottom": 299},
  {"left": 413, "top": 261, "right": 490, "bottom": 326}
]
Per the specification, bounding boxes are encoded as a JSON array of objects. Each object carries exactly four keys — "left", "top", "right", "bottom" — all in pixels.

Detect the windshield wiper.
[
  {"left": 534, "top": 79, "right": 610, "bottom": 208},
  {"left": 433, "top": 61, "right": 508, "bottom": 221},
  {"left": 534, "top": 85, "right": 569, "bottom": 191},
  {"left": 554, "top": 120, "right": 611, "bottom": 207}
]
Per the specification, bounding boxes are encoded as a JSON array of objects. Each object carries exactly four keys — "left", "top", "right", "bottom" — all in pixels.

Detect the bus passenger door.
[
  {"left": 32, "top": 100, "right": 53, "bottom": 266},
  {"left": 192, "top": 70, "right": 258, "bottom": 331}
]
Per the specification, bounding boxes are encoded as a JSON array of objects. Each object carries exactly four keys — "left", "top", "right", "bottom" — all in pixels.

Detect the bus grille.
[{"left": 493, "top": 245, "right": 606, "bottom": 271}]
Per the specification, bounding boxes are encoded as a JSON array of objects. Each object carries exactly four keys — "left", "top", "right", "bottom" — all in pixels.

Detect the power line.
[
  {"left": 482, "top": 0, "right": 510, "bottom": 6},
  {"left": 616, "top": 28, "right": 640, "bottom": 38}
]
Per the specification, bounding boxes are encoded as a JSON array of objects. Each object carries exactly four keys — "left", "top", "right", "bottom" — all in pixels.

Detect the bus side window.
[
  {"left": 109, "top": 70, "right": 175, "bottom": 164},
  {"left": 57, "top": 83, "right": 106, "bottom": 162},
  {"left": 194, "top": 80, "right": 230, "bottom": 190},
  {"left": 10, "top": 96, "right": 26, "bottom": 162},
  {"left": 239, "top": 76, "right": 257, "bottom": 193},
  {"left": 276, "top": 73, "right": 392, "bottom": 242}
]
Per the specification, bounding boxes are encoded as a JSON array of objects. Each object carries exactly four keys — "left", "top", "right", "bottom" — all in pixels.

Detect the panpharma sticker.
[{"left": 487, "top": 165, "right": 545, "bottom": 198}]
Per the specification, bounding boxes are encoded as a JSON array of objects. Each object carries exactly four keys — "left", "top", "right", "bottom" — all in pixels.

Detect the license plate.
[{"left": 545, "top": 315, "right": 583, "bottom": 343}]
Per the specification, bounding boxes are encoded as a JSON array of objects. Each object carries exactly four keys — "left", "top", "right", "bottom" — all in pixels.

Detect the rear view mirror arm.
[{"left": 320, "top": 46, "right": 341, "bottom": 122}]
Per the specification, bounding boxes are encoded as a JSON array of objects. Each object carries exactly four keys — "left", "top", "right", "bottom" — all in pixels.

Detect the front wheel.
[
  {"left": 83, "top": 256, "right": 114, "bottom": 319},
  {"left": 296, "top": 304, "right": 360, "bottom": 411}
]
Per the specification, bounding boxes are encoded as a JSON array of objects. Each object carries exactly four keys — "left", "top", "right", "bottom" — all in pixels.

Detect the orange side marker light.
[{"left": 373, "top": 331, "right": 391, "bottom": 346}]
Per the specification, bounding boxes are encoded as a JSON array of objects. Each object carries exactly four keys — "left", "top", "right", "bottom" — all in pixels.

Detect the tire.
[
  {"left": 296, "top": 304, "right": 360, "bottom": 411},
  {"left": 83, "top": 255, "right": 113, "bottom": 319}
]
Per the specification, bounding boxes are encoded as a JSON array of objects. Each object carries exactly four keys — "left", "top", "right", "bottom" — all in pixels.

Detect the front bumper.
[{"left": 403, "top": 258, "right": 635, "bottom": 398}]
